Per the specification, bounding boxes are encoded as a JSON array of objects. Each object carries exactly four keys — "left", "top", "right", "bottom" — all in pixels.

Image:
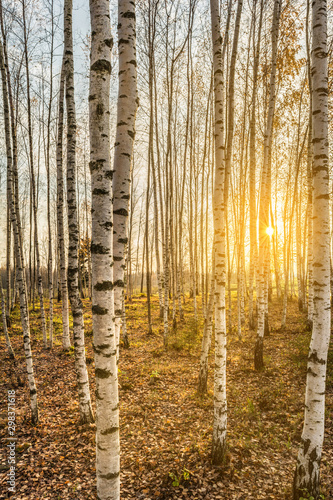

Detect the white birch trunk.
[
  {"left": 255, "top": 0, "right": 281, "bottom": 370},
  {"left": 210, "top": 0, "right": 227, "bottom": 465},
  {"left": 249, "top": 0, "right": 263, "bottom": 330},
  {"left": 0, "top": 37, "right": 38, "bottom": 424},
  {"left": 1, "top": 277, "right": 14, "bottom": 359},
  {"left": 56, "top": 62, "right": 71, "bottom": 351},
  {"left": 22, "top": 0, "right": 48, "bottom": 348},
  {"left": 113, "top": 0, "right": 138, "bottom": 358},
  {"left": 293, "top": 0, "right": 330, "bottom": 497},
  {"left": 89, "top": 0, "right": 120, "bottom": 497},
  {"left": 306, "top": 0, "right": 314, "bottom": 329},
  {"left": 64, "top": 0, "right": 93, "bottom": 424},
  {"left": 198, "top": 269, "right": 214, "bottom": 395}
]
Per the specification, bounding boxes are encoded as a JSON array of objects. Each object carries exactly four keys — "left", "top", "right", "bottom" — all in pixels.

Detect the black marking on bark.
[
  {"left": 94, "top": 281, "right": 113, "bottom": 291},
  {"left": 114, "top": 280, "right": 124, "bottom": 288},
  {"left": 89, "top": 159, "right": 106, "bottom": 173},
  {"left": 94, "top": 343, "right": 110, "bottom": 351},
  {"left": 121, "top": 194, "right": 130, "bottom": 199},
  {"left": 128, "top": 129, "right": 135, "bottom": 139},
  {"left": 314, "top": 153, "right": 328, "bottom": 159},
  {"left": 128, "top": 59, "right": 137, "bottom": 67},
  {"left": 308, "top": 351, "right": 326, "bottom": 364},
  {"left": 118, "top": 38, "right": 130, "bottom": 46},
  {"left": 90, "top": 59, "right": 111, "bottom": 74},
  {"left": 93, "top": 345, "right": 112, "bottom": 358},
  {"left": 315, "top": 87, "right": 328, "bottom": 94},
  {"left": 102, "top": 221, "right": 113, "bottom": 229},
  {"left": 30, "top": 388, "right": 37, "bottom": 396},
  {"left": 92, "top": 305, "right": 108, "bottom": 315},
  {"left": 303, "top": 437, "right": 311, "bottom": 455},
  {"left": 122, "top": 11, "right": 135, "bottom": 18},
  {"left": 104, "top": 38, "right": 113, "bottom": 48},
  {"left": 114, "top": 208, "right": 128, "bottom": 216},
  {"left": 113, "top": 256, "right": 122, "bottom": 261},
  {"left": 96, "top": 103, "right": 104, "bottom": 115},
  {"left": 309, "top": 446, "right": 319, "bottom": 462},
  {"left": 100, "top": 471, "right": 120, "bottom": 480},
  {"left": 101, "top": 426, "right": 119, "bottom": 435},
  {"left": 92, "top": 188, "right": 109, "bottom": 196},
  {"left": 91, "top": 243, "right": 108, "bottom": 254},
  {"left": 95, "top": 368, "right": 111, "bottom": 379},
  {"left": 307, "top": 366, "right": 317, "bottom": 377}
]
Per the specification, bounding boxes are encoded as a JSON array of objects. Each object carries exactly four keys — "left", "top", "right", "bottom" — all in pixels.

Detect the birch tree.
[
  {"left": 210, "top": 0, "right": 228, "bottom": 465},
  {"left": 89, "top": 0, "right": 120, "bottom": 497},
  {"left": 64, "top": 0, "right": 93, "bottom": 423},
  {"left": 22, "top": 0, "right": 48, "bottom": 348},
  {"left": 248, "top": 0, "right": 263, "bottom": 330},
  {"left": 56, "top": 62, "right": 71, "bottom": 351},
  {"left": 293, "top": 0, "right": 330, "bottom": 496},
  {"left": 255, "top": 0, "right": 281, "bottom": 370},
  {"left": 113, "top": 0, "right": 138, "bottom": 356},
  {"left": 0, "top": 34, "right": 38, "bottom": 424},
  {"left": 0, "top": 276, "right": 14, "bottom": 359}
]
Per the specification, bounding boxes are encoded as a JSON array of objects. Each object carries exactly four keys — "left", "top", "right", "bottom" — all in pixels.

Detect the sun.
[{"left": 266, "top": 226, "right": 274, "bottom": 237}]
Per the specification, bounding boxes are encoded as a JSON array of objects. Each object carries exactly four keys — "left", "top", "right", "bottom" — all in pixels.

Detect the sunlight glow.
[{"left": 266, "top": 226, "right": 274, "bottom": 237}]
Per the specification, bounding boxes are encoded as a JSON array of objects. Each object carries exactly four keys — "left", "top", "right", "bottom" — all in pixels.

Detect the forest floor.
[{"left": 0, "top": 294, "right": 332, "bottom": 500}]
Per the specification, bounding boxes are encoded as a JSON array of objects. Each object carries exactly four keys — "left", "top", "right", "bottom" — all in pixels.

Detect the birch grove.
[{"left": 0, "top": 0, "right": 332, "bottom": 497}]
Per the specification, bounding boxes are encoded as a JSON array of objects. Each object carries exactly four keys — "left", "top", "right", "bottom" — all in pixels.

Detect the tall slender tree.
[
  {"left": 210, "top": 0, "right": 229, "bottom": 465},
  {"left": 56, "top": 62, "right": 71, "bottom": 351},
  {"left": 113, "top": 0, "right": 139, "bottom": 355},
  {"left": 293, "top": 0, "right": 330, "bottom": 497},
  {"left": 255, "top": 0, "right": 282, "bottom": 370},
  {"left": 89, "top": 0, "right": 119, "bottom": 497},
  {"left": 0, "top": 35, "right": 38, "bottom": 424},
  {"left": 64, "top": 0, "right": 93, "bottom": 423},
  {"left": 22, "top": 0, "right": 48, "bottom": 348}
]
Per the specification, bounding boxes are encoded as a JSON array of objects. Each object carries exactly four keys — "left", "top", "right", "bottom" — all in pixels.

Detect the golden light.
[{"left": 266, "top": 226, "right": 274, "bottom": 237}]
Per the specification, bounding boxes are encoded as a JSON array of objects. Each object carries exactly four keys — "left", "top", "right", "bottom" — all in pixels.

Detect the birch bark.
[
  {"left": 89, "top": 0, "right": 120, "bottom": 497},
  {"left": 210, "top": 0, "right": 228, "bottom": 465},
  {"left": 22, "top": 0, "right": 48, "bottom": 348},
  {"left": 293, "top": 0, "right": 330, "bottom": 497},
  {"left": 56, "top": 62, "right": 71, "bottom": 351},
  {"left": 306, "top": 0, "right": 314, "bottom": 329},
  {"left": 113, "top": 0, "right": 138, "bottom": 356},
  {"left": 255, "top": 0, "right": 281, "bottom": 370},
  {"left": 1, "top": 277, "right": 14, "bottom": 359},
  {"left": 249, "top": 0, "right": 263, "bottom": 330},
  {"left": 64, "top": 0, "right": 93, "bottom": 423},
  {"left": 0, "top": 36, "right": 38, "bottom": 424}
]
